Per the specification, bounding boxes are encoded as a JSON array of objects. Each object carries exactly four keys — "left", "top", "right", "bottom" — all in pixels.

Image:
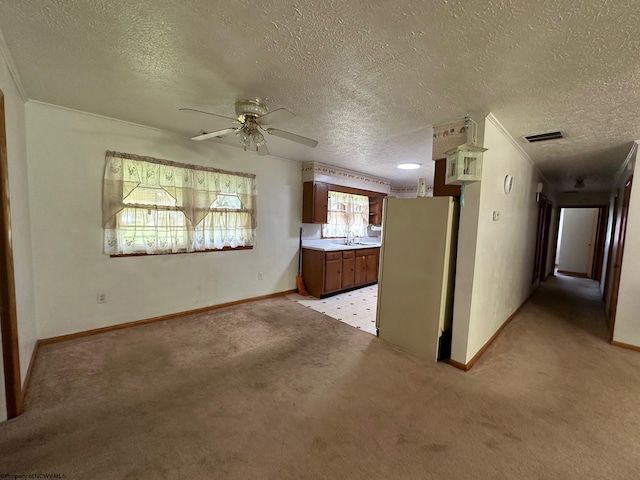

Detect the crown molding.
[
  {"left": 613, "top": 141, "right": 638, "bottom": 187},
  {"left": 0, "top": 26, "right": 27, "bottom": 102},
  {"left": 27, "top": 100, "right": 175, "bottom": 133}
]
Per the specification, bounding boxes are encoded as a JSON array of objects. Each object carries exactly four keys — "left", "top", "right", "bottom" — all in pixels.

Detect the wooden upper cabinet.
[
  {"left": 433, "top": 159, "right": 461, "bottom": 197},
  {"left": 302, "top": 181, "right": 329, "bottom": 224},
  {"left": 368, "top": 195, "right": 386, "bottom": 226}
]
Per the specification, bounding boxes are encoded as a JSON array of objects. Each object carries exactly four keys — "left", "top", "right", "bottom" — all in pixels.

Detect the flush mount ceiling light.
[
  {"left": 397, "top": 162, "right": 422, "bottom": 170},
  {"left": 574, "top": 178, "right": 585, "bottom": 189}
]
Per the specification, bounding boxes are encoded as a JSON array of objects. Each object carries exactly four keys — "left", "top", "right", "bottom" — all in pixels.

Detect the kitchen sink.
[{"left": 332, "top": 240, "right": 381, "bottom": 247}]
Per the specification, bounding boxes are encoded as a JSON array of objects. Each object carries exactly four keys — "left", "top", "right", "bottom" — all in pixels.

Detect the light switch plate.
[{"left": 492, "top": 211, "right": 500, "bottom": 221}]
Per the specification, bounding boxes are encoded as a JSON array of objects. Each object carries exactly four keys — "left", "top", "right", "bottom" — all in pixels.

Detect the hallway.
[{"left": 472, "top": 273, "right": 615, "bottom": 372}]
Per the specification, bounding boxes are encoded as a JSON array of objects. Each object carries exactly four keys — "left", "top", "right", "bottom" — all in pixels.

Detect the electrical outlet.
[
  {"left": 97, "top": 293, "right": 106, "bottom": 304},
  {"left": 258, "top": 272, "right": 264, "bottom": 280},
  {"left": 492, "top": 211, "right": 500, "bottom": 221}
]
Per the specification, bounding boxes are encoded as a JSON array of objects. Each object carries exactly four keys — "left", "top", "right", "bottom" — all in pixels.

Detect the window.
[
  {"left": 322, "top": 191, "right": 369, "bottom": 238},
  {"left": 102, "top": 151, "right": 257, "bottom": 255}
]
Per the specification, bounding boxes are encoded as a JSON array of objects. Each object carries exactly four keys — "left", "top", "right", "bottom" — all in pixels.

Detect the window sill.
[{"left": 110, "top": 246, "right": 253, "bottom": 258}]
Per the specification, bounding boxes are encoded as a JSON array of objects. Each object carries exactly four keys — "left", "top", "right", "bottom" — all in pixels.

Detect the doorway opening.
[{"left": 554, "top": 206, "right": 608, "bottom": 280}]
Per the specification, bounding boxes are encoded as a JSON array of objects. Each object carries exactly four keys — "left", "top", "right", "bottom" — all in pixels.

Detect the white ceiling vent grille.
[{"left": 524, "top": 131, "right": 565, "bottom": 143}]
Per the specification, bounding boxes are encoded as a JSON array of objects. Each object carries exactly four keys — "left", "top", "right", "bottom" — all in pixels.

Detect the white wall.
[
  {"left": 451, "top": 114, "right": 550, "bottom": 364},
  {"left": 612, "top": 145, "right": 640, "bottom": 347},
  {"left": 25, "top": 101, "right": 302, "bottom": 339},
  {"left": 556, "top": 208, "right": 598, "bottom": 274},
  {"left": 0, "top": 42, "right": 37, "bottom": 421}
]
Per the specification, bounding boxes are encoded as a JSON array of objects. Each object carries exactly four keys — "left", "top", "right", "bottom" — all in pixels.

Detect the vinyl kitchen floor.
[{"left": 288, "top": 285, "right": 378, "bottom": 335}]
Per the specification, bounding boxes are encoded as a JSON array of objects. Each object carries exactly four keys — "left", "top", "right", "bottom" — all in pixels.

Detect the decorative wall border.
[
  {"left": 432, "top": 119, "right": 466, "bottom": 160},
  {"left": 390, "top": 185, "right": 422, "bottom": 194},
  {"left": 389, "top": 184, "right": 434, "bottom": 198},
  {"left": 302, "top": 162, "right": 391, "bottom": 194}
]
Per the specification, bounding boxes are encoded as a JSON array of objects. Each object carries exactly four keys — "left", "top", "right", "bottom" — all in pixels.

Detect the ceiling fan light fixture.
[
  {"left": 397, "top": 162, "right": 422, "bottom": 170},
  {"left": 574, "top": 178, "right": 585, "bottom": 188},
  {"left": 182, "top": 99, "right": 318, "bottom": 151},
  {"left": 237, "top": 129, "right": 250, "bottom": 147},
  {"left": 253, "top": 132, "right": 265, "bottom": 146}
]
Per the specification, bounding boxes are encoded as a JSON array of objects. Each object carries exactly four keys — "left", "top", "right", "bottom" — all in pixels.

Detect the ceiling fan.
[{"left": 180, "top": 99, "right": 318, "bottom": 155}]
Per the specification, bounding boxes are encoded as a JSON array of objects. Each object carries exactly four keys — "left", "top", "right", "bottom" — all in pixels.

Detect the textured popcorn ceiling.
[{"left": 0, "top": 0, "right": 638, "bottom": 191}]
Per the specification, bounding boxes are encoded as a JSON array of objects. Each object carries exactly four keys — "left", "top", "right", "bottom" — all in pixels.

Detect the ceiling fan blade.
[
  {"left": 191, "top": 128, "right": 238, "bottom": 141},
  {"left": 257, "top": 143, "right": 270, "bottom": 156},
  {"left": 257, "top": 108, "right": 296, "bottom": 125},
  {"left": 179, "top": 108, "right": 237, "bottom": 122},
  {"left": 266, "top": 128, "right": 318, "bottom": 148}
]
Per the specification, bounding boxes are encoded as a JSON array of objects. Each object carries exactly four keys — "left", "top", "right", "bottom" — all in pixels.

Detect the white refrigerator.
[{"left": 375, "top": 196, "right": 459, "bottom": 361}]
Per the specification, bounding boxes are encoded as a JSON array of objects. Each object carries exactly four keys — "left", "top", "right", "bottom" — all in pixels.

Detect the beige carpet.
[{"left": 1, "top": 275, "right": 639, "bottom": 479}]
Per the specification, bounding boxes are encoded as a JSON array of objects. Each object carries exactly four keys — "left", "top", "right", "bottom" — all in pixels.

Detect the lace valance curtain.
[
  {"left": 102, "top": 151, "right": 257, "bottom": 255},
  {"left": 322, "top": 191, "right": 369, "bottom": 238}
]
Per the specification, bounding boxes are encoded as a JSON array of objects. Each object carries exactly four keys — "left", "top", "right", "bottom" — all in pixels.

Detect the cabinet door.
[
  {"left": 368, "top": 195, "right": 386, "bottom": 226},
  {"left": 302, "top": 182, "right": 329, "bottom": 223},
  {"left": 341, "top": 252, "right": 355, "bottom": 289},
  {"left": 354, "top": 254, "right": 366, "bottom": 286},
  {"left": 433, "top": 159, "right": 461, "bottom": 197},
  {"left": 313, "top": 182, "right": 329, "bottom": 223},
  {"left": 324, "top": 253, "right": 342, "bottom": 293},
  {"left": 365, "top": 253, "right": 378, "bottom": 283}
]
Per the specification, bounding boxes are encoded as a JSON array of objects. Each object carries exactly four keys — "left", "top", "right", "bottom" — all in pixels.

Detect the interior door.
[
  {"left": 590, "top": 206, "right": 608, "bottom": 281},
  {"left": 608, "top": 177, "right": 632, "bottom": 337},
  {"left": 538, "top": 198, "right": 553, "bottom": 281},
  {"left": 532, "top": 195, "right": 549, "bottom": 282},
  {"left": 0, "top": 88, "right": 22, "bottom": 419}
]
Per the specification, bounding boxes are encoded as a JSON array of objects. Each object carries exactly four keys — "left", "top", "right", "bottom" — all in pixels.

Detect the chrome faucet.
[{"left": 346, "top": 230, "right": 356, "bottom": 245}]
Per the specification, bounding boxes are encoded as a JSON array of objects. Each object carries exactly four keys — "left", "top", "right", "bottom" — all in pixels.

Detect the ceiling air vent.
[{"left": 524, "top": 131, "right": 565, "bottom": 143}]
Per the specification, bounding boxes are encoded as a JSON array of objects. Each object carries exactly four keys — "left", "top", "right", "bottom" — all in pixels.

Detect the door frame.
[
  {"left": 539, "top": 198, "right": 554, "bottom": 281},
  {"left": 602, "top": 194, "right": 620, "bottom": 301},
  {"left": 590, "top": 206, "right": 608, "bottom": 281},
  {"left": 607, "top": 177, "right": 633, "bottom": 339},
  {"left": 532, "top": 195, "right": 553, "bottom": 282},
  {"left": 0, "top": 88, "right": 22, "bottom": 418}
]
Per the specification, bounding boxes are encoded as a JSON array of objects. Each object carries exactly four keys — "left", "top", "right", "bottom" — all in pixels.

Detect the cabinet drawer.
[
  {"left": 359, "top": 248, "right": 377, "bottom": 256},
  {"left": 342, "top": 251, "right": 355, "bottom": 259},
  {"left": 325, "top": 252, "right": 342, "bottom": 261}
]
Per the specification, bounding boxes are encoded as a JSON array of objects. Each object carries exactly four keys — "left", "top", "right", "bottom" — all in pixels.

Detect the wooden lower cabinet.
[
  {"left": 341, "top": 251, "right": 355, "bottom": 289},
  {"left": 354, "top": 255, "right": 366, "bottom": 285},
  {"left": 302, "top": 247, "right": 379, "bottom": 298},
  {"left": 355, "top": 249, "right": 378, "bottom": 285},
  {"left": 365, "top": 252, "right": 378, "bottom": 283},
  {"left": 324, "top": 252, "right": 343, "bottom": 293}
]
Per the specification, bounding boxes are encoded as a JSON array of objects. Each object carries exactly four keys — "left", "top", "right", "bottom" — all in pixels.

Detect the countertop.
[{"left": 302, "top": 239, "right": 382, "bottom": 252}]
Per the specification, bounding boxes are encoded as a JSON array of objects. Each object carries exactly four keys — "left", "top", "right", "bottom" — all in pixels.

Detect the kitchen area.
[
  {"left": 291, "top": 163, "right": 388, "bottom": 335},
  {"left": 293, "top": 158, "right": 462, "bottom": 362},
  {"left": 297, "top": 237, "right": 382, "bottom": 335}
]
